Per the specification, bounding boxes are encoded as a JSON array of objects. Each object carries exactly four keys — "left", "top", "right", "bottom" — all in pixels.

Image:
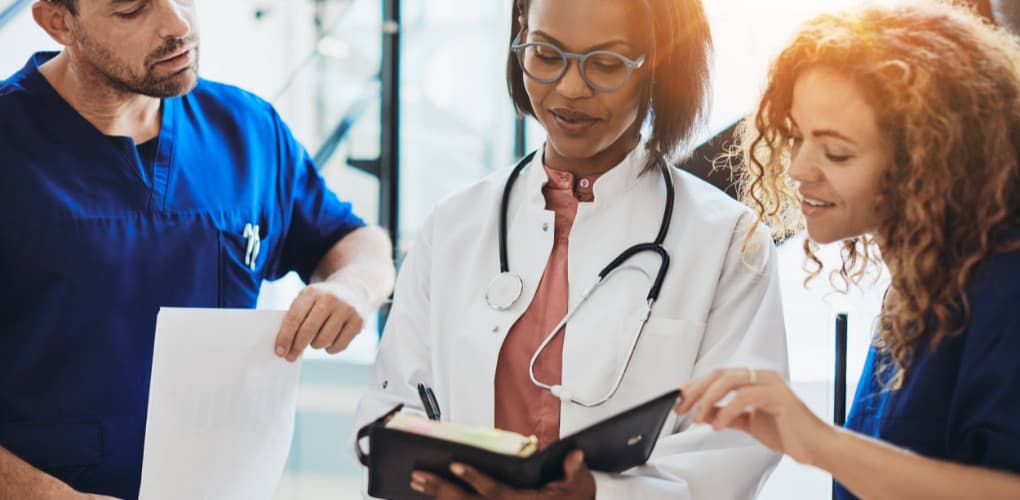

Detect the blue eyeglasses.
[{"left": 510, "top": 30, "right": 646, "bottom": 92}]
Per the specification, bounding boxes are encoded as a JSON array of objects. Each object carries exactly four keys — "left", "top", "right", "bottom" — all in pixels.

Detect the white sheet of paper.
[{"left": 138, "top": 307, "right": 300, "bottom": 500}]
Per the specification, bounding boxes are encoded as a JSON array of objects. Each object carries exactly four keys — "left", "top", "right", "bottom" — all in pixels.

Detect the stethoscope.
[{"left": 484, "top": 150, "right": 675, "bottom": 407}]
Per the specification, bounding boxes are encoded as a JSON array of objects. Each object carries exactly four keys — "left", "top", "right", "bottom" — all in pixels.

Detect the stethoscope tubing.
[{"left": 495, "top": 149, "right": 676, "bottom": 407}]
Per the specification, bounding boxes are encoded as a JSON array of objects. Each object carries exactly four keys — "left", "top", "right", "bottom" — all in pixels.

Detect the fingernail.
[
  {"left": 450, "top": 463, "right": 465, "bottom": 476},
  {"left": 275, "top": 346, "right": 285, "bottom": 356},
  {"left": 410, "top": 479, "right": 425, "bottom": 493}
]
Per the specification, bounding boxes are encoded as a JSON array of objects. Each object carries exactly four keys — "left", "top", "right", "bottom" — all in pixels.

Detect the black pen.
[{"left": 417, "top": 382, "right": 442, "bottom": 421}]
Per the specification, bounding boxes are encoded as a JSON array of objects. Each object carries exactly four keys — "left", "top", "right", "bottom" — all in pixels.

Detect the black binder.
[{"left": 356, "top": 389, "right": 681, "bottom": 500}]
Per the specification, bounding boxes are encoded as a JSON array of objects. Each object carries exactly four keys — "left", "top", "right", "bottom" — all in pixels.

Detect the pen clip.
[{"left": 417, "top": 382, "right": 442, "bottom": 421}]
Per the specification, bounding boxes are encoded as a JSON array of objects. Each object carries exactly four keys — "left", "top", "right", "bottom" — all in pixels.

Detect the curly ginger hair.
[{"left": 734, "top": 0, "right": 1020, "bottom": 388}]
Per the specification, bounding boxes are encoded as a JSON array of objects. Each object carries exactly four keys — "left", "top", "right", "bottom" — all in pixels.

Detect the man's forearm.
[
  {"left": 0, "top": 445, "right": 75, "bottom": 500},
  {"left": 311, "top": 225, "right": 396, "bottom": 308}
]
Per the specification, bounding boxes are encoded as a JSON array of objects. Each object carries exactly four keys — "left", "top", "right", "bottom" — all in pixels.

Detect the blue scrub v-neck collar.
[{"left": 25, "top": 51, "right": 179, "bottom": 212}]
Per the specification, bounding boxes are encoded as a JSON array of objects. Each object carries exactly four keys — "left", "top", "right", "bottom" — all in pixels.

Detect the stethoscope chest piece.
[{"left": 485, "top": 272, "right": 524, "bottom": 311}]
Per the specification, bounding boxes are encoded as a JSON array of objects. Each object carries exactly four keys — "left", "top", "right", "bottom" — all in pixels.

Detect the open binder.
[{"left": 356, "top": 389, "right": 681, "bottom": 500}]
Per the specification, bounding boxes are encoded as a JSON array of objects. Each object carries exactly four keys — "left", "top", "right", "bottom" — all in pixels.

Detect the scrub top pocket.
[
  {"left": 218, "top": 220, "right": 270, "bottom": 308},
  {"left": 0, "top": 420, "right": 103, "bottom": 486}
]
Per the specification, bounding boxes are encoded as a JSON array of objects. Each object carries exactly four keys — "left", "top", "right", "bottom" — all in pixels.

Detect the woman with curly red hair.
[{"left": 675, "top": 1, "right": 1020, "bottom": 498}]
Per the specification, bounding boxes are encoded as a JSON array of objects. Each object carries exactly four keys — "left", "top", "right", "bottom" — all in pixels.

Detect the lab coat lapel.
[
  {"left": 453, "top": 154, "right": 555, "bottom": 426},
  {"left": 504, "top": 153, "right": 558, "bottom": 312}
]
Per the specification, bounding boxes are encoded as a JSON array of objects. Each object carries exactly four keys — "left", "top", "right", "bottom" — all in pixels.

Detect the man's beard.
[{"left": 78, "top": 33, "right": 200, "bottom": 98}]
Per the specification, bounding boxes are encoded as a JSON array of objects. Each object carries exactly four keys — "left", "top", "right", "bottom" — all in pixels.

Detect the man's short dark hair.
[{"left": 46, "top": 0, "right": 77, "bottom": 15}]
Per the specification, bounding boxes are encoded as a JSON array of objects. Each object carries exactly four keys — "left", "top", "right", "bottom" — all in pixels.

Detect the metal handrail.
[
  {"left": 312, "top": 82, "right": 378, "bottom": 169},
  {"left": 271, "top": 0, "right": 358, "bottom": 102},
  {"left": 268, "top": 0, "right": 379, "bottom": 172},
  {"left": 0, "top": 0, "right": 31, "bottom": 31}
]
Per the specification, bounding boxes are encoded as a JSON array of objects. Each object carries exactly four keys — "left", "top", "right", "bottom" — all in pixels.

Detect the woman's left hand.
[
  {"left": 674, "top": 368, "right": 836, "bottom": 466},
  {"left": 410, "top": 449, "right": 596, "bottom": 500}
]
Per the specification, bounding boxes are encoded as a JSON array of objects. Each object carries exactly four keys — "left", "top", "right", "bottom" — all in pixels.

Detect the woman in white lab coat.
[{"left": 354, "top": 0, "right": 788, "bottom": 498}]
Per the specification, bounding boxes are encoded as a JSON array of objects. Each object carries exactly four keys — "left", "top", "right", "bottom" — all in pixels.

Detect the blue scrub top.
[
  {"left": 835, "top": 247, "right": 1020, "bottom": 499},
  {"left": 0, "top": 52, "right": 365, "bottom": 499}
]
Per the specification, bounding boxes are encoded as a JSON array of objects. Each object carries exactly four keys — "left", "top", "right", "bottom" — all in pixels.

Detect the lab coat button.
[
  {"left": 491, "top": 325, "right": 500, "bottom": 334},
  {"left": 542, "top": 222, "right": 550, "bottom": 232},
  {"left": 382, "top": 380, "right": 389, "bottom": 389}
]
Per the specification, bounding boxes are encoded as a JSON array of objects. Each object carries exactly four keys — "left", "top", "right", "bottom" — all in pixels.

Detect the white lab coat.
[{"left": 353, "top": 144, "right": 789, "bottom": 499}]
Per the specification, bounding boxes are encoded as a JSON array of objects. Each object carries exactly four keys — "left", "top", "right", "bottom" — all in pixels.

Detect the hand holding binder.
[
  {"left": 356, "top": 390, "right": 681, "bottom": 500},
  {"left": 411, "top": 448, "right": 595, "bottom": 499}
]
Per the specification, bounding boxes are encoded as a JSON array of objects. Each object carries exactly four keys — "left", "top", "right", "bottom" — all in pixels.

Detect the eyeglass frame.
[{"left": 510, "top": 30, "right": 647, "bottom": 93}]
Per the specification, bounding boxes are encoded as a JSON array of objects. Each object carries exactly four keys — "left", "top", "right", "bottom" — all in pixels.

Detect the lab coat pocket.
[
  {"left": 0, "top": 420, "right": 102, "bottom": 483},
  {"left": 625, "top": 316, "right": 706, "bottom": 393},
  {"left": 218, "top": 224, "right": 267, "bottom": 308}
]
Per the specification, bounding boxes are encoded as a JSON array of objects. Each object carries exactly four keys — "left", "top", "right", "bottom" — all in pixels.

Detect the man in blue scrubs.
[{"left": 0, "top": 1, "right": 396, "bottom": 498}]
